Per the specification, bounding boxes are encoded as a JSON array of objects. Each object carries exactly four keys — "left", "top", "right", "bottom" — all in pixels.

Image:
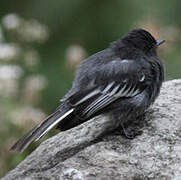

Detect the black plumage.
[{"left": 11, "top": 29, "right": 165, "bottom": 152}]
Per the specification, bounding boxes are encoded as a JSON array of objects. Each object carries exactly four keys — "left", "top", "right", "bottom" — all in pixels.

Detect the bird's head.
[{"left": 122, "top": 29, "right": 165, "bottom": 53}]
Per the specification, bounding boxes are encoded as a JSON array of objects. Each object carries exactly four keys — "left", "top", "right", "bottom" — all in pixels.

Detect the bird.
[{"left": 11, "top": 29, "right": 165, "bottom": 152}]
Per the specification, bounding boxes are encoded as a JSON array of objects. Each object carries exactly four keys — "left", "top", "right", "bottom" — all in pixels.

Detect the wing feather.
[
  {"left": 81, "top": 82, "right": 141, "bottom": 118},
  {"left": 67, "top": 59, "right": 146, "bottom": 119}
]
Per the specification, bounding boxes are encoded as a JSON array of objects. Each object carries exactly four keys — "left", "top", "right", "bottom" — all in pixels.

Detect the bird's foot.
[{"left": 121, "top": 123, "right": 142, "bottom": 139}]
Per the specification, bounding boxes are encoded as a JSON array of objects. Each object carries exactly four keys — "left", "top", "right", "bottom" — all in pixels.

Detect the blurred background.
[{"left": 0, "top": 0, "right": 181, "bottom": 177}]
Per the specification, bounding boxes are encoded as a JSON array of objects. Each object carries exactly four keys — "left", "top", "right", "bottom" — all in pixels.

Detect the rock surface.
[{"left": 2, "top": 79, "right": 181, "bottom": 180}]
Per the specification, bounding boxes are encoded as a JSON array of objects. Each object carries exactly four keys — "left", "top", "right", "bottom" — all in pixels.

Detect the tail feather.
[
  {"left": 10, "top": 108, "right": 74, "bottom": 152},
  {"left": 35, "top": 108, "right": 74, "bottom": 141}
]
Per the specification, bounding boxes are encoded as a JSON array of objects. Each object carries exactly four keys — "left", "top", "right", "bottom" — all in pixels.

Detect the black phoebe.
[{"left": 11, "top": 29, "right": 165, "bottom": 152}]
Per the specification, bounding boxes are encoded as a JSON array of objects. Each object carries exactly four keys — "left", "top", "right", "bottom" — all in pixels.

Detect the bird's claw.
[{"left": 121, "top": 124, "right": 142, "bottom": 139}]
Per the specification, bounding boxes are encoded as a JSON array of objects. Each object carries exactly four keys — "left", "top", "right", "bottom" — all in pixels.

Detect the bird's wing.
[{"left": 68, "top": 59, "right": 147, "bottom": 118}]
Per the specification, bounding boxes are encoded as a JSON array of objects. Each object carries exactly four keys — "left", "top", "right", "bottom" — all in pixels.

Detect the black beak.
[{"left": 156, "top": 40, "right": 165, "bottom": 46}]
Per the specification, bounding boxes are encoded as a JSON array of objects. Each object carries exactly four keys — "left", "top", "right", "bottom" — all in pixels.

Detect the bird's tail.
[{"left": 10, "top": 107, "right": 74, "bottom": 152}]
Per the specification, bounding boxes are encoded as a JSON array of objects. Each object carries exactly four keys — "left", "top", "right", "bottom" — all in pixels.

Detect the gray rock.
[{"left": 2, "top": 79, "right": 181, "bottom": 180}]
